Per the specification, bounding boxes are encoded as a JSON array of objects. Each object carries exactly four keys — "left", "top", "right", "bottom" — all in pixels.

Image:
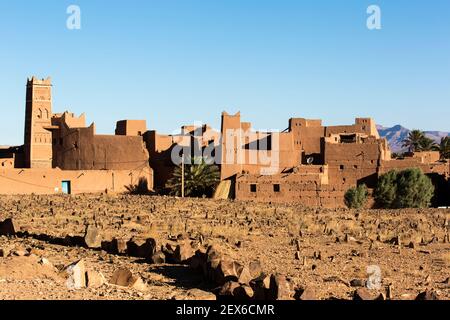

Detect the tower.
[{"left": 24, "top": 77, "right": 53, "bottom": 168}]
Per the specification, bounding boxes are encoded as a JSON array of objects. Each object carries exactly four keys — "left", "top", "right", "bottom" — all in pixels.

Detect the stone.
[
  {"left": 353, "top": 288, "right": 378, "bottom": 301},
  {"left": 350, "top": 279, "right": 366, "bottom": 287},
  {"left": 219, "top": 281, "right": 240, "bottom": 296},
  {"left": 109, "top": 268, "right": 134, "bottom": 287},
  {"left": 84, "top": 225, "right": 102, "bottom": 248},
  {"left": 86, "top": 270, "right": 106, "bottom": 288},
  {"left": 415, "top": 290, "right": 439, "bottom": 300},
  {"left": 64, "top": 259, "right": 87, "bottom": 290},
  {"left": 297, "top": 287, "right": 317, "bottom": 300},
  {"left": 269, "top": 274, "right": 293, "bottom": 300},
  {"left": 233, "top": 285, "right": 254, "bottom": 300},
  {"left": 151, "top": 251, "right": 166, "bottom": 264},
  {"left": 126, "top": 237, "right": 157, "bottom": 260},
  {"left": 0, "top": 219, "right": 16, "bottom": 236},
  {"left": 173, "top": 288, "right": 216, "bottom": 300},
  {"left": 174, "top": 242, "right": 195, "bottom": 264},
  {"left": 249, "top": 260, "right": 263, "bottom": 278},
  {"left": 237, "top": 266, "right": 253, "bottom": 285},
  {"left": 110, "top": 238, "right": 128, "bottom": 254},
  {"left": 109, "top": 267, "right": 148, "bottom": 291},
  {"left": 216, "top": 258, "right": 242, "bottom": 285},
  {"left": 0, "top": 247, "right": 10, "bottom": 257},
  {"left": 249, "top": 274, "right": 271, "bottom": 300},
  {"left": 189, "top": 249, "right": 207, "bottom": 272},
  {"left": 130, "top": 276, "right": 148, "bottom": 291}
]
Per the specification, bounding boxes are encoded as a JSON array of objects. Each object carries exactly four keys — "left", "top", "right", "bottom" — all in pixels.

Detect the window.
[
  {"left": 340, "top": 165, "right": 345, "bottom": 170},
  {"left": 273, "top": 184, "right": 280, "bottom": 192},
  {"left": 250, "top": 184, "right": 257, "bottom": 193}
]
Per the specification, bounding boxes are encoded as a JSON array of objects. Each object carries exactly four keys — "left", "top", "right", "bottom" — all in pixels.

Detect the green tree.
[
  {"left": 344, "top": 184, "right": 368, "bottom": 209},
  {"left": 418, "top": 136, "right": 438, "bottom": 152},
  {"left": 374, "top": 170, "right": 398, "bottom": 208},
  {"left": 402, "top": 130, "right": 425, "bottom": 152},
  {"left": 374, "top": 168, "right": 434, "bottom": 208},
  {"left": 437, "top": 136, "right": 450, "bottom": 159},
  {"left": 167, "top": 158, "right": 220, "bottom": 197}
]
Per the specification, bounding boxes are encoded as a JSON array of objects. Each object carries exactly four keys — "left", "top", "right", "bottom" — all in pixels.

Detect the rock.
[
  {"left": 174, "top": 242, "right": 195, "bottom": 264},
  {"left": 189, "top": 249, "right": 207, "bottom": 271},
  {"left": 350, "top": 279, "right": 366, "bottom": 287},
  {"left": 12, "top": 248, "right": 28, "bottom": 257},
  {"left": 0, "top": 219, "right": 16, "bottom": 236},
  {"left": 248, "top": 260, "right": 263, "bottom": 278},
  {"left": 86, "top": 270, "right": 106, "bottom": 288},
  {"left": 109, "top": 268, "right": 134, "bottom": 287},
  {"left": 219, "top": 281, "right": 240, "bottom": 297},
  {"left": 126, "top": 238, "right": 157, "bottom": 260},
  {"left": 130, "top": 276, "right": 148, "bottom": 291},
  {"left": 233, "top": 285, "right": 254, "bottom": 300},
  {"left": 269, "top": 274, "right": 293, "bottom": 300},
  {"left": 38, "top": 257, "right": 53, "bottom": 267},
  {"left": 109, "top": 268, "right": 148, "bottom": 291},
  {"left": 237, "top": 266, "right": 253, "bottom": 285},
  {"left": 109, "top": 238, "right": 128, "bottom": 254},
  {"left": 297, "top": 287, "right": 317, "bottom": 300},
  {"left": 353, "top": 288, "right": 379, "bottom": 301},
  {"left": 216, "top": 258, "right": 242, "bottom": 285},
  {"left": 250, "top": 274, "right": 271, "bottom": 300},
  {"left": 84, "top": 225, "right": 102, "bottom": 248},
  {"left": 415, "top": 290, "right": 439, "bottom": 300},
  {"left": 64, "top": 259, "right": 87, "bottom": 290},
  {"left": 0, "top": 247, "right": 10, "bottom": 257},
  {"left": 173, "top": 289, "right": 216, "bottom": 300},
  {"left": 151, "top": 251, "right": 166, "bottom": 264}
]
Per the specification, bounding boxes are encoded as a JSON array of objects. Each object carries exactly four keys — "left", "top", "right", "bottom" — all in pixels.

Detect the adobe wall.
[
  {"left": 235, "top": 172, "right": 346, "bottom": 207},
  {"left": 0, "top": 167, "right": 153, "bottom": 195},
  {"left": 52, "top": 124, "right": 150, "bottom": 171},
  {"left": 115, "top": 120, "right": 147, "bottom": 136}
]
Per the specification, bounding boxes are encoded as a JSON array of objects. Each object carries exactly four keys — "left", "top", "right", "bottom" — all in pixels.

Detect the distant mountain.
[{"left": 377, "top": 125, "right": 450, "bottom": 153}]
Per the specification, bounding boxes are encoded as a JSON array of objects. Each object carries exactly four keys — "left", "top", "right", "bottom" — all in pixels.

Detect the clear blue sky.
[{"left": 1, "top": 0, "right": 449, "bottom": 145}]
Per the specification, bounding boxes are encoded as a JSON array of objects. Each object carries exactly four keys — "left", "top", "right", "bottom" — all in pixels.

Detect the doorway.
[{"left": 62, "top": 180, "right": 72, "bottom": 194}]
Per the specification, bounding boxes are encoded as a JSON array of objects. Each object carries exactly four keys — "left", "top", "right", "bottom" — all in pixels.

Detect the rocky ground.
[{"left": 0, "top": 193, "right": 449, "bottom": 300}]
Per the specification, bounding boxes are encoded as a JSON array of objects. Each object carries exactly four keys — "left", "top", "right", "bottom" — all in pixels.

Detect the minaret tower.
[{"left": 24, "top": 76, "right": 53, "bottom": 168}]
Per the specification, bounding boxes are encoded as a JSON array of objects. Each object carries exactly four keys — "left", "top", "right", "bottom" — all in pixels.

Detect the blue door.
[{"left": 62, "top": 181, "right": 71, "bottom": 194}]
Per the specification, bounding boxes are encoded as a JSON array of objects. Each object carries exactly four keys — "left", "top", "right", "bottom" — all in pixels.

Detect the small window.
[
  {"left": 250, "top": 184, "right": 257, "bottom": 193},
  {"left": 273, "top": 184, "right": 280, "bottom": 192},
  {"left": 354, "top": 165, "right": 358, "bottom": 169},
  {"left": 340, "top": 165, "right": 345, "bottom": 170}
]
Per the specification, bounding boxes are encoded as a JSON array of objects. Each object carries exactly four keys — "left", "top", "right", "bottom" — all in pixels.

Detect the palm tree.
[
  {"left": 166, "top": 158, "right": 220, "bottom": 197},
  {"left": 402, "top": 130, "right": 425, "bottom": 152},
  {"left": 419, "top": 136, "right": 439, "bottom": 152},
  {"left": 437, "top": 136, "right": 450, "bottom": 159}
]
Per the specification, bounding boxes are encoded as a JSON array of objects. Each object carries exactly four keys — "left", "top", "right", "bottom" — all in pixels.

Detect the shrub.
[
  {"left": 374, "top": 168, "right": 434, "bottom": 208},
  {"left": 125, "top": 177, "right": 150, "bottom": 195},
  {"left": 344, "top": 184, "right": 368, "bottom": 209}
]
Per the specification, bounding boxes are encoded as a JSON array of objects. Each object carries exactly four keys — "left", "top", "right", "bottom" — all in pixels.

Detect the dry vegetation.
[{"left": 0, "top": 194, "right": 449, "bottom": 300}]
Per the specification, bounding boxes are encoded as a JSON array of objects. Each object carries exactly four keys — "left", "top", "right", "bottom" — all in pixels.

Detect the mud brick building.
[
  {"left": 0, "top": 77, "right": 152, "bottom": 194},
  {"left": 0, "top": 77, "right": 448, "bottom": 207},
  {"left": 146, "top": 111, "right": 449, "bottom": 207}
]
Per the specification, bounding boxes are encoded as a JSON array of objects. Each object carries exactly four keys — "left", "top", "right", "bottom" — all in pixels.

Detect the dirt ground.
[{"left": 0, "top": 194, "right": 448, "bottom": 300}]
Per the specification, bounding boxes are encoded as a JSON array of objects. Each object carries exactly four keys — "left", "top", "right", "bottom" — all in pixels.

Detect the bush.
[
  {"left": 125, "top": 177, "right": 150, "bottom": 195},
  {"left": 344, "top": 184, "right": 368, "bottom": 209},
  {"left": 374, "top": 168, "right": 434, "bottom": 208}
]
